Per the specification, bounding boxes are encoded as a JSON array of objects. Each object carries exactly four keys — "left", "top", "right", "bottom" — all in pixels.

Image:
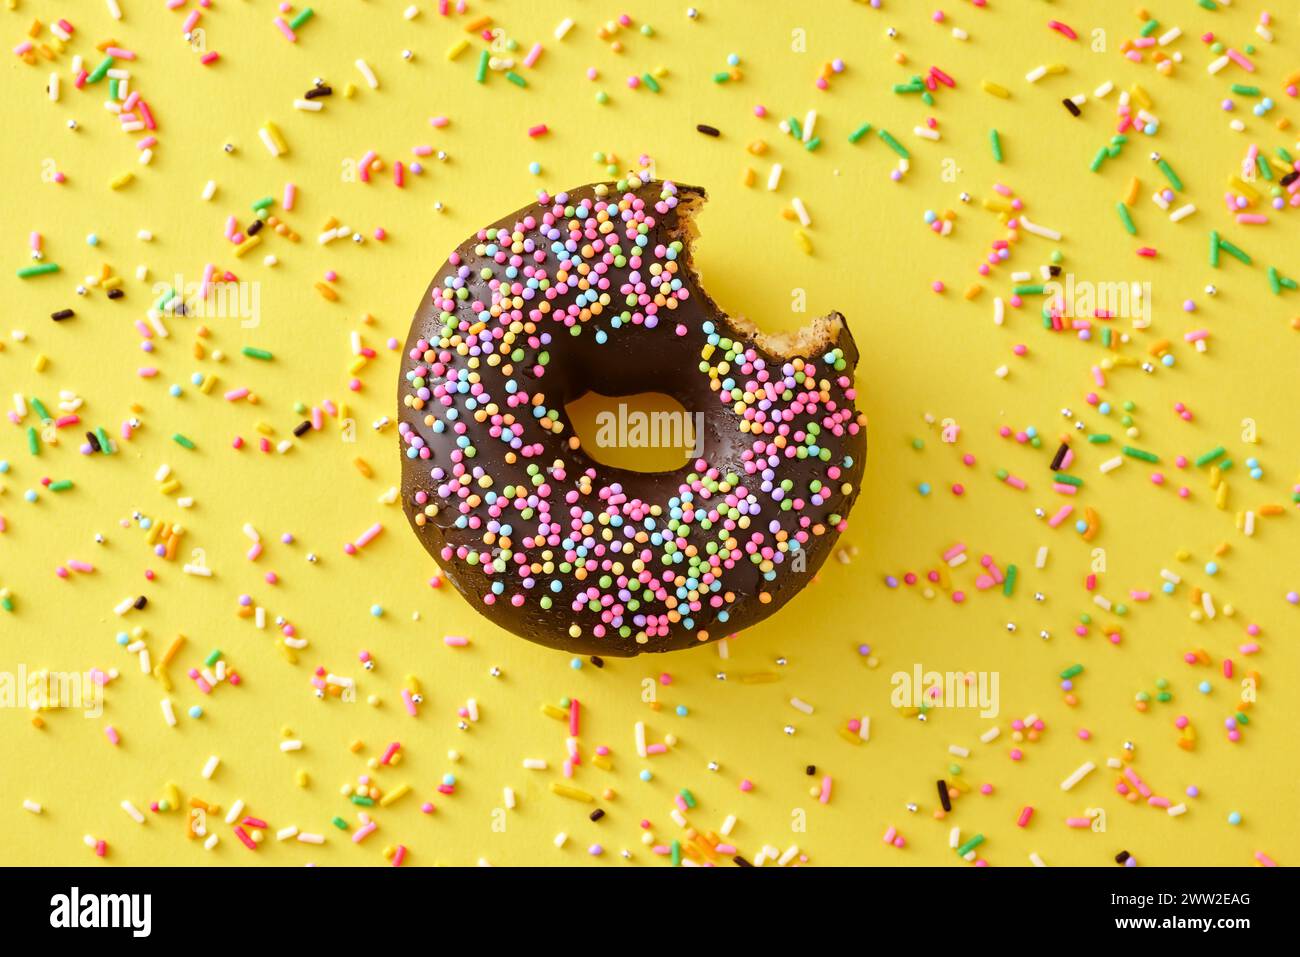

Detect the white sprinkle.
[
  {"left": 1202, "top": 592, "right": 1216, "bottom": 619},
  {"left": 23, "top": 800, "right": 42, "bottom": 814},
  {"left": 858, "top": 716, "right": 871, "bottom": 741},
  {"left": 1029, "top": 852, "right": 1047, "bottom": 867},
  {"left": 523, "top": 758, "right": 548, "bottom": 770},
  {"left": 1208, "top": 54, "right": 1230, "bottom": 74},
  {"left": 504, "top": 787, "right": 516, "bottom": 809},
  {"left": 201, "top": 180, "right": 218, "bottom": 202},
  {"left": 201, "top": 755, "right": 220, "bottom": 780},
  {"left": 106, "top": 0, "right": 123, "bottom": 21},
  {"left": 297, "top": 832, "right": 324, "bottom": 844},
  {"left": 1158, "top": 27, "right": 1182, "bottom": 47},
  {"left": 258, "top": 127, "right": 281, "bottom": 157},
  {"left": 1093, "top": 595, "right": 1112, "bottom": 612},
  {"left": 802, "top": 110, "right": 817, "bottom": 143},
  {"left": 767, "top": 163, "right": 783, "bottom": 191},
  {"left": 204, "top": 833, "right": 220, "bottom": 850},
  {"left": 791, "top": 196, "right": 811, "bottom": 227},
  {"left": 182, "top": 564, "right": 213, "bottom": 577},
  {"left": 789, "top": 696, "right": 814, "bottom": 715},
  {"left": 634, "top": 720, "right": 647, "bottom": 758},
  {"left": 720, "top": 814, "right": 737, "bottom": 836},
  {"left": 1026, "top": 65, "right": 1048, "bottom": 83},
  {"left": 121, "top": 800, "right": 145, "bottom": 824},
  {"left": 355, "top": 59, "right": 379, "bottom": 89},
  {"left": 778, "top": 845, "right": 800, "bottom": 866},
  {"left": 49, "top": 73, "right": 59, "bottom": 102},
  {"left": 554, "top": 18, "right": 575, "bottom": 40},
  {"left": 1060, "top": 761, "right": 1096, "bottom": 791},
  {"left": 914, "top": 125, "right": 940, "bottom": 141},
  {"left": 277, "top": 826, "right": 299, "bottom": 841},
  {"left": 980, "top": 725, "right": 1001, "bottom": 743},
  {"left": 1169, "top": 203, "right": 1196, "bottom": 222},
  {"left": 949, "top": 826, "right": 961, "bottom": 848},
  {"left": 1094, "top": 80, "right": 1114, "bottom": 98},
  {"left": 553, "top": 831, "right": 568, "bottom": 847},
  {"left": 161, "top": 698, "right": 176, "bottom": 727},
  {"left": 993, "top": 296, "right": 1005, "bottom": 326},
  {"left": 1018, "top": 215, "right": 1063, "bottom": 241},
  {"left": 1099, "top": 455, "right": 1124, "bottom": 474},
  {"left": 280, "top": 739, "right": 303, "bottom": 752},
  {"left": 293, "top": 99, "right": 323, "bottom": 111},
  {"left": 225, "top": 800, "right": 244, "bottom": 825},
  {"left": 1167, "top": 803, "right": 1188, "bottom": 817},
  {"left": 1035, "top": 546, "right": 1049, "bottom": 569},
  {"left": 948, "top": 744, "right": 970, "bottom": 758}
]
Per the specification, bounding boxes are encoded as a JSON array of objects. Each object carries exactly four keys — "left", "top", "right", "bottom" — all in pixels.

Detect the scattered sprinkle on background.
[{"left": 2, "top": 0, "right": 1298, "bottom": 866}]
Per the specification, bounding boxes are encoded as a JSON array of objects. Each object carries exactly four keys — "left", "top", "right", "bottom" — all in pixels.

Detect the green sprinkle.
[
  {"left": 1013, "top": 284, "right": 1045, "bottom": 296},
  {"left": 712, "top": 71, "right": 731, "bottom": 83},
  {"left": 670, "top": 840, "right": 681, "bottom": 866},
  {"left": 1116, "top": 202, "right": 1137, "bottom": 235},
  {"left": 1268, "top": 266, "right": 1282, "bottom": 295},
  {"left": 172, "top": 433, "right": 196, "bottom": 450},
  {"left": 242, "top": 347, "right": 274, "bottom": 361},
  {"left": 288, "top": 7, "right": 314, "bottom": 30},
  {"left": 1061, "top": 664, "right": 1084, "bottom": 679},
  {"left": 475, "top": 49, "right": 489, "bottom": 83},
  {"left": 49, "top": 480, "right": 73, "bottom": 492},
  {"left": 1209, "top": 230, "right": 1221, "bottom": 268},
  {"left": 95, "top": 427, "right": 113, "bottom": 454},
  {"left": 804, "top": 136, "right": 821, "bottom": 152},
  {"left": 1157, "top": 158, "right": 1183, "bottom": 192},
  {"left": 30, "top": 398, "right": 52, "bottom": 422},
  {"left": 956, "top": 834, "right": 985, "bottom": 857},
  {"left": 506, "top": 71, "right": 528, "bottom": 87},
  {"left": 1089, "top": 146, "right": 1108, "bottom": 173},
  {"left": 204, "top": 649, "right": 222, "bottom": 667},
  {"left": 877, "top": 129, "right": 909, "bottom": 159},
  {"left": 1139, "top": 19, "right": 1159, "bottom": 37},
  {"left": 1003, "top": 564, "right": 1017, "bottom": 597},
  {"left": 1218, "top": 458, "right": 1234, "bottom": 472},
  {"left": 252, "top": 196, "right": 274, "bottom": 211},
  {"left": 1230, "top": 83, "right": 1260, "bottom": 97},
  {"left": 1218, "top": 236, "right": 1252, "bottom": 265},
  {"left": 679, "top": 788, "right": 697, "bottom": 809},
  {"left": 1122, "top": 445, "right": 1159, "bottom": 464},
  {"left": 87, "top": 56, "right": 114, "bottom": 84},
  {"left": 0, "top": 593, "right": 12, "bottom": 612},
  {"left": 1101, "top": 327, "right": 1112, "bottom": 348},
  {"left": 331, "top": 816, "right": 349, "bottom": 830},
  {"left": 349, "top": 794, "right": 375, "bottom": 806},
  {"left": 990, "top": 128, "right": 1003, "bottom": 163},
  {"left": 848, "top": 122, "right": 873, "bottom": 143},
  {"left": 27, "top": 427, "right": 39, "bottom": 456},
  {"left": 639, "top": 72, "right": 658, "bottom": 93},
  {"left": 1257, "top": 155, "right": 1273, "bottom": 181},
  {"left": 1087, "top": 434, "right": 1112, "bottom": 444},
  {"left": 1054, "top": 473, "right": 1083, "bottom": 487},
  {"left": 17, "top": 263, "right": 60, "bottom": 279},
  {"left": 1194, "top": 446, "right": 1226, "bottom": 467},
  {"left": 109, "top": 78, "right": 119, "bottom": 100},
  {"left": 787, "top": 117, "right": 803, "bottom": 140},
  {"left": 1197, "top": 0, "right": 1218, "bottom": 10}
]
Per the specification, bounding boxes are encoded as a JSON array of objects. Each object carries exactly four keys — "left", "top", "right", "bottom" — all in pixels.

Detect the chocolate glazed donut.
[{"left": 399, "top": 176, "right": 867, "bottom": 656}]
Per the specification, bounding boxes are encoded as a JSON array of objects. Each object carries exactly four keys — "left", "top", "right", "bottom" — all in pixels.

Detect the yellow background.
[{"left": 1, "top": 0, "right": 1297, "bottom": 866}]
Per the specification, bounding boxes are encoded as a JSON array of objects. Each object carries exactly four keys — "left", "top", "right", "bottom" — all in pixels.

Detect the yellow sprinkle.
[
  {"left": 110, "top": 172, "right": 134, "bottom": 190},
  {"left": 233, "top": 234, "right": 263, "bottom": 258},
  {"left": 549, "top": 782, "right": 595, "bottom": 802},
  {"left": 159, "top": 478, "right": 181, "bottom": 495},
  {"left": 1129, "top": 84, "right": 1152, "bottom": 109},
  {"left": 1045, "top": 63, "right": 1067, "bottom": 75},
  {"left": 739, "top": 671, "right": 780, "bottom": 685},
  {"left": 541, "top": 703, "right": 568, "bottom": 720},
  {"left": 794, "top": 229, "right": 813, "bottom": 255},
  {"left": 446, "top": 38, "right": 470, "bottom": 60},
  {"left": 1123, "top": 177, "right": 1141, "bottom": 206},
  {"left": 741, "top": 167, "right": 756, "bottom": 187},
  {"left": 963, "top": 283, "right": 983, "bottom": 301},
  {"left": 33, "top": 354, "right": 49, "bottom": 372},
  {"left": 981, "top": 79, "right": 1010, "bottom": 98},
  {"left": 264, "top": 121, "right": 289, "bottom": 154},
  {"left": 379, "top": 783, "right": 411, "bottom": 807}
]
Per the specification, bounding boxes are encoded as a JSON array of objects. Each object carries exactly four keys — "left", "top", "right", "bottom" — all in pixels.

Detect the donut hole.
[{"left": 566, "top": 391, "right": 701, "bottom": 473}]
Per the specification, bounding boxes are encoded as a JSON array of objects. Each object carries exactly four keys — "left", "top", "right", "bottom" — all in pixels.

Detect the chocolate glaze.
[{"left": 399, "top": 178, "right": 867, "bottom": 655}]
